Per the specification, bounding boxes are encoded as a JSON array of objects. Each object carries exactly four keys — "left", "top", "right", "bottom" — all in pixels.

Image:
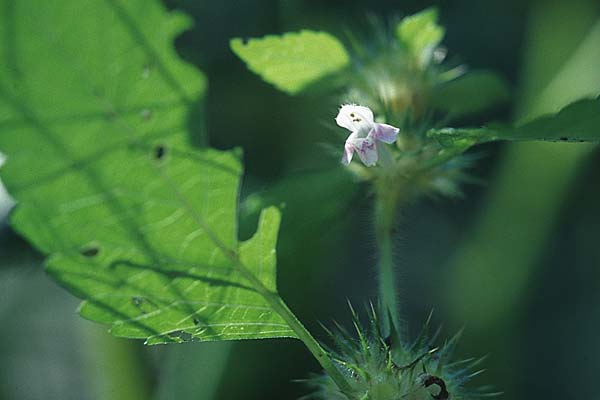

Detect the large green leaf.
[
  {"left": 231, "top": 30, "right": 350, "bottom": 94},
  {"left": 428, "top": 96, "right": 600, "bottom": 148},
  {"left": 0, "top": 0, "right": 296, "bottom": 344}
]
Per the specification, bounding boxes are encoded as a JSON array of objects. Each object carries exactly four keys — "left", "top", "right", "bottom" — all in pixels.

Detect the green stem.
[
  {"left": 233, "top": 256, "right": 355, "bottom": 398},
  {"left": 374, "top": 181, "right": 401, "bottom": 332}
]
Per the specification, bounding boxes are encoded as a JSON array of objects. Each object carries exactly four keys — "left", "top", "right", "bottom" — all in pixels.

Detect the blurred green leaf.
[
  {"left": 241, "top": 168, "right": 355, "bottom": 234},
  {"left": 428, "top": 96, "right": 600, "bottom": 147},
  {"left": 396, "top": 7, "right": 445, "bottom": 67},
  {"left": 231, "top": 30, "right": 350, "bottom": 94},
  {"left": 433, "top": 70, "right": 510, "bottom": 118},
  {"left": 0, "top": 0, "right": 295, "bottom": 344}
]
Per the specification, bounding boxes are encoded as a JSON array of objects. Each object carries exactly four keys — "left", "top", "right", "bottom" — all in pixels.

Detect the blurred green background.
[{"left": 1, "top": 0, "right": 599, "bottom": 399}]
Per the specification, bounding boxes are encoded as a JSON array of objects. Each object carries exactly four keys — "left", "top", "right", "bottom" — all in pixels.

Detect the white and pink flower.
[{"left": 335, "top": 105, "right": 400, "bottom": 167}]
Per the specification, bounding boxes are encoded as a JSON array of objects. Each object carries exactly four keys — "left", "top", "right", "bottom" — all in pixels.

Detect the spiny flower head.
[{"left": 303, "top": 305, "right": 499, "bottom": 400}]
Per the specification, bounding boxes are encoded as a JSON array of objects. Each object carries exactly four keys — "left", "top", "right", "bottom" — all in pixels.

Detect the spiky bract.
[{"left": 303, "top": 305, "right": 498, "bottom": 400}]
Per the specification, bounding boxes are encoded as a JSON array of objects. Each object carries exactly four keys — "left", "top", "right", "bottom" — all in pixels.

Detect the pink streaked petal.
[
  {"left": 355, "top": 138, "right": 378, "bottom": 167},
  {"left": 341, "top": 141, "right": 354, "bottom": 165},
  {"left": 371, "top": 123, "right": 400, "bottom": 144}
]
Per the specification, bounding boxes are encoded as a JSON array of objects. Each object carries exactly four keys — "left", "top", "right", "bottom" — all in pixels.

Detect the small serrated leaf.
[
  {"left": 231, "top": 30, "right": 350, "bottom": 94},
  {"left": 397, "top": 7, "right": 445, "bottom": 67}
]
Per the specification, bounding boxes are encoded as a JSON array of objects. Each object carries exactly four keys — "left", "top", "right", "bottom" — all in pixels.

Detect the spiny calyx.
[{"left": 304, "top": 305, "right": 498, "bottom": 400}]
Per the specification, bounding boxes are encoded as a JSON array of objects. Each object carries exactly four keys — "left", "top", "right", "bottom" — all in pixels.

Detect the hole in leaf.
[
  {"left": 80, "top": 245, "right": 100, "bottom": 257},
  {"left": 130, "top": 296, "right": 159, "bottom": 315},
  {"left": 154, "top": 145, "right": 167, "bottom": 160},
  {"left": 131, "top": 296, "right": 148, "bottom": 314},
  {"left": 132, "top": 296, "right": 143, "bottom": 306},
  {"left": 193, "top": 318, "right": 200, "bottom": 326}
]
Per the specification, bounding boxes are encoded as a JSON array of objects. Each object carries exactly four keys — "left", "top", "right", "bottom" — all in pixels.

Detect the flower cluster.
[
  {"left": 327, "top": 9, "right": 491, "bottom": 202},
  {"left": 334, "top": 101, "right": 470, "bottom": 202}
]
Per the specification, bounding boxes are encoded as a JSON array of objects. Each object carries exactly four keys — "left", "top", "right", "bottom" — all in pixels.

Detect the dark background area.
[{"left": 1, "top": 0, "right": 599, "bottom": 399}]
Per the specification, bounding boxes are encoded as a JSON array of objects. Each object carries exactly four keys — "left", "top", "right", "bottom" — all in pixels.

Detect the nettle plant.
[{"left": 1, "top": 2, "right": 599, "bottom": 399}]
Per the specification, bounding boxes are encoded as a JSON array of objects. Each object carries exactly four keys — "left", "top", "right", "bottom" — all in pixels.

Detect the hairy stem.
[{"left": 374, "top": 180, "right": 401, "bottom": 333}]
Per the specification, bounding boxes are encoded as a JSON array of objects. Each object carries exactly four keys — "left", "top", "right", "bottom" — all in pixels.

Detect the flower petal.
[
  {"left": 335, "top": 104, "right": 374, "bottom": 135},
  {"left": 341, "top": 141, "right": 354, "bottom": 165},
  {"left": 354, "top": 137, "right": 378, "bottom": 167},
  {"left": 371, "top": 123, "right": 400, "bottom": 144}
]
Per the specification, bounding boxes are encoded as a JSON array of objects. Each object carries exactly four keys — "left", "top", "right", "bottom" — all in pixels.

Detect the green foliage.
[
  {"left": 428, "top": 96, "right": 600, "bottom": 149},
  {"left": 0, "top": 0, "right": 296, "bottom": 344},
  {"left": 241, "top": 168, "right": 356, "bottom": 237},
  {"left": 396, "top": 7, "right": 445, "bottom": 67},
  {"left": 433, "top": 70, "right": 510, "bottom": 119},
  {"left": 231, "top": 30, "right": 350, "bottom": 94}
]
